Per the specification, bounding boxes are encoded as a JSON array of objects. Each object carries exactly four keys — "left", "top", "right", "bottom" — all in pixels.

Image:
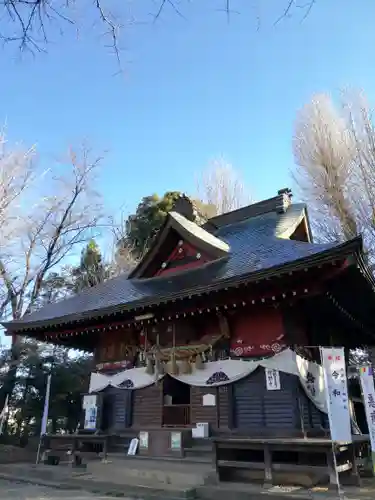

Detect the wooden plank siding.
[
  {"left": 218, "top": 385, "right": 230, "bottom": 429},
  {"left": 99, "top": 372, "right": 327, "bottom": 433},
  {"left": 299, "top": 385, "right": 329, "bottom": 430},
  {"left": 132, "top": 383, "right": 162, "bottom": 428},
  {"left": 101, "top": 386, "right": 132, "bottom": 432},
  {"left": 191, "top": 386, "right": 218, "bottom": 428},
  {"left": 232, "top": 367, "right": 328, "bottom": 433},
  {"left": 190, "top": 385, "right": 230, "bottom": 430}
]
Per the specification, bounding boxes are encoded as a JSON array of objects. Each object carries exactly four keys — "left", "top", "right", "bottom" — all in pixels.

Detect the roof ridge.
[{"left": 204, "top": 189, "right": 293, "bottom": 230}]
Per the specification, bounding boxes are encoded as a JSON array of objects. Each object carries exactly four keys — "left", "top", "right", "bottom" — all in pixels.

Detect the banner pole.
[
  {"left": 36, "top": 373, "right": 52, "bottom": 465},
  {"left": 320, "top": 347, "right": 345, "bottom": 500}
]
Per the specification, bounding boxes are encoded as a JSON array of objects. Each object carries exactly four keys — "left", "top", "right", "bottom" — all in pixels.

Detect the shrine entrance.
[{"left": 162, "top": 375, "right": 191, "bottom": 427}]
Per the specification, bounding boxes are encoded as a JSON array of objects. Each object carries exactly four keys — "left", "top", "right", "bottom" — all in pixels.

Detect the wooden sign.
[
  {"left": 96, "top": 359, "right": 132, "bottom": 371},
  {"left": 202, "top": 393, "right": 216, "bottom": 406}
]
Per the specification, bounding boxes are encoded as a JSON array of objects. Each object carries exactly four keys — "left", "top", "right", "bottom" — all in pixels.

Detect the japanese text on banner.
[
  {"left": 359, "top": 366, "right": 375, "bottom": 470},
  {"left": 321, "top": 347, "right": 352, "bottom": 443}
]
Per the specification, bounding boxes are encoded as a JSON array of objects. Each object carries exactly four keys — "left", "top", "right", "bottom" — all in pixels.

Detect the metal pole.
[{"left": 36, "top": 370, "right": 52, "bottom": 465}]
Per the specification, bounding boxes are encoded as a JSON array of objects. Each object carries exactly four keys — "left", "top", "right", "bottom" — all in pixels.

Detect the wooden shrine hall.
[{"left": 3, "top": 188, "right": 375, "bottom": 487}]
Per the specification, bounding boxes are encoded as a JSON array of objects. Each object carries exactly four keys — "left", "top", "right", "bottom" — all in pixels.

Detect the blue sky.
[{"left": 1, "top": 0, "right": 375, "bottom": 220}]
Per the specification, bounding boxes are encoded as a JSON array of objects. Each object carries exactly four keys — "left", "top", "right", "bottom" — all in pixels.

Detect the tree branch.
[{"left": 0, "top": 1, "right": 318, "bottom": 60}]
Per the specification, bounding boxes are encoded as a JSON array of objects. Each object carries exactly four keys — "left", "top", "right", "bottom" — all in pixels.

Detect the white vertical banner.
[
  {"left": 40, "top": 374, "right": 52, "bottom": 436},
  {"left": 359, "top": 366, "right": 375, "bottom": 472},
  {"left": 321, "top": 347, "right": 352, "bottom": 443}
]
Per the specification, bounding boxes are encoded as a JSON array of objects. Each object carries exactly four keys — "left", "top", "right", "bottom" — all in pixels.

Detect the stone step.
[
  {"left": 87, "top": 456, "right": 215, "bottom": 488},
  {"left": 184, "top": 450, "right": 213, "bottom": 463},
  {"left": 185, "top": 439, "right": 213, "bottom": 462},
  {"left": 189, "top": 438, "right": 213, "bottom": 446},
  {"left": 0, "top": 467, "right": 196, "bottom": 500},
  {"left": 185, "top": 445, "right": 213, "bottom": 454}
]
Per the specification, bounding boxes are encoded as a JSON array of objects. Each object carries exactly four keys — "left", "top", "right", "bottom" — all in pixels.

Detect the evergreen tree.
[
  {"left": 71, "top": 239, "right": 109, "bottom": 292},
  {"left": 122, "top": 191, "right": 215, "bottom": 259}
]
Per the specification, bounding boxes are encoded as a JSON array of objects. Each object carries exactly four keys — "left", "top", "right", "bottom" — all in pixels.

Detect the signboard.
[
  {"left": 139, "top": 431, "right": 149, "bottom": 449},
  {"left": 359, "top": 366, "right": 375, "bottom": 472},
  {"left": 84, "top": 406, "right": 98, "bottom": 430},
  {"left": 171, "top": 431, "right": 182, "bottom": 450},
  {"left": 127, "top": 438, "right": 139, "bottom": 456},
  {"left": 321, "top": 347, "right": 352, "bottom": 443},
  {"left": 83, "top": 394, "right": 98, "bottom": 430},
  {"left": 202, "top": 393, "right": 216, "bottom": 406},
  {"left": 265, "top": 368, "right": 281, "bottom": 391},
  {"left": 96, "top": 359, "right": 132, "bottom": 372},
  {"left": 83, "top": 395, "right": 97, "bottom": 409}
]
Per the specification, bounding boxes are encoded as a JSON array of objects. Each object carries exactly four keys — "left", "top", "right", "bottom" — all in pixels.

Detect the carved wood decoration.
[
  {"left": 95, "top": 326, "right": 139, "bottom": 371},
  {"left": 218, "top": 313, "right": 230, "bottom": 338},
  {"left": 155, "top": 240, "right": 210, "bottom": 277},
  {"left": 142, "top": 316, "right": 228, "bottom": 362}
]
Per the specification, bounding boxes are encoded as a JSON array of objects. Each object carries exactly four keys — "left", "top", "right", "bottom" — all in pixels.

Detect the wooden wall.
[
  {"left": 191, "top": 386, "right": 217, "bottom": 428},
  {"left": 95, "top": 326, "right": 138, "bottom": 366},
  {"left": 300, "top": 385, "right": 329, "bottom": 431},
  {"left": 100, "top": 387, "right": 132, "bottom": 432},
  {"left": 281, "top": 305, "right": 309, "bottom": 346},
  {"left": 190, "top": 385, "right": 230, "bottom": 431},
  {"left": 132, "top": 383, "right": 162, "bottom": 428},
  {"left": 218, "top": 386, "right": 231, "bottom": 429},
  {"left": 232, "top": 367, "right": 328, "bottom": 434}
]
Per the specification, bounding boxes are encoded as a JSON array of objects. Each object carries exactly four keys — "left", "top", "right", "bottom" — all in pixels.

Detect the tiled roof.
[{"left": 3, "top": 203, "right": 358, "bottom": 331}]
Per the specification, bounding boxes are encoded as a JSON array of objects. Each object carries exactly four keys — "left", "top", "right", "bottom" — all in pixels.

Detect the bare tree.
[
  {"left": 0, "top": 136, "right": 105, "bottom": 409},
  {"left": 292, "top": 90, "right": 375, "bottom": 257},
  {"left": 0, "top": 141, "right": 104, "bottom": 320},
  {"left": 107, "top": 212, "right": 141, "bottom": 276},
  {"left": 196, "top": 157, "right": 252, "bottom": 215},
  {"left": 0, "top": 1, "right": 317, "bottom": 58}
]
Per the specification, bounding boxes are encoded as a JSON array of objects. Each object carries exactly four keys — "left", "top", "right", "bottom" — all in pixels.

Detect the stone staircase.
[{"left": 87, "top": 454, "right": 216, "bottom": 492}]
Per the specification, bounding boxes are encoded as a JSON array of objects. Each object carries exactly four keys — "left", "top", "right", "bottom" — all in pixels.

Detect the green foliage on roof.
[{"left": 122, "top": 191, "right": 216, "bottom": 259}]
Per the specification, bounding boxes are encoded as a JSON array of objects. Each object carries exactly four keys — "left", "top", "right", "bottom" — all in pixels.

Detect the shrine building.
[{"left": 2, "top": 188, "right": 375, "bottom": 478}]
